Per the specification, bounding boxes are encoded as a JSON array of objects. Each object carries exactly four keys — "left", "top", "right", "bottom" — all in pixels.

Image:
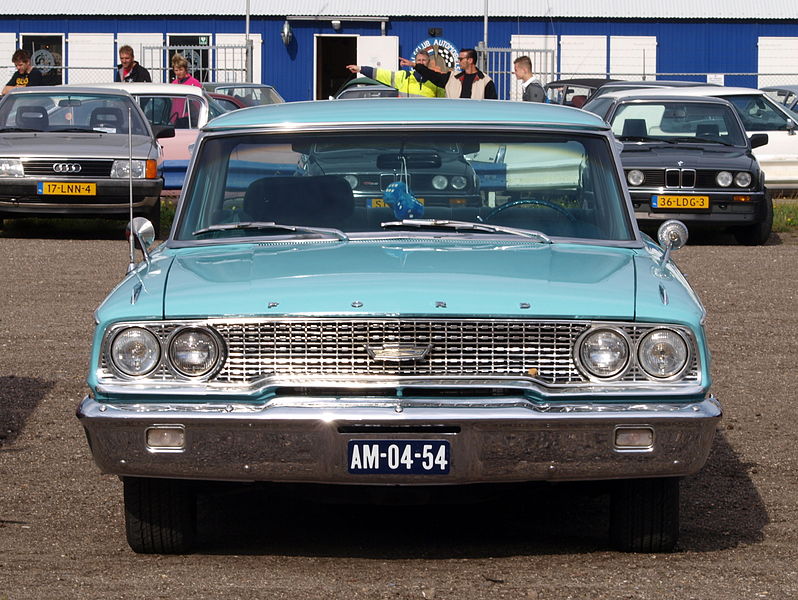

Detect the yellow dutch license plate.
[
  {"left": 370, "top": 198, "right": 425, "bottom": 208},
  {"left": 37, "top": 182, "right": 96, "bottom": 196},
  {"left": 651, "top": 195, "right": 709, "bottom": 210}
]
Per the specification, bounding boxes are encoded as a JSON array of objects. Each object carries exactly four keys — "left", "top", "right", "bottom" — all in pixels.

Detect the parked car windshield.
[
  {"left": 0, "top": 92, "right": 149, "bottom": 134},
  {"left": 213, "top": 86, "right": 284, "bottom": 106},
  {"left": 610, "top": 101, "right": 747, "bottom": 145},
  {"left": 719, "top": 94, "right": 795, "bottom": 131},
  {"left": 175, "top": 131, "right": 634, "bottom": 243}
]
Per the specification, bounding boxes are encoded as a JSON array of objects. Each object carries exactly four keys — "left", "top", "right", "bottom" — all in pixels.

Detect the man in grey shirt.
[{"left": 513, "top": 56, "right": 545, "bottom": 102}]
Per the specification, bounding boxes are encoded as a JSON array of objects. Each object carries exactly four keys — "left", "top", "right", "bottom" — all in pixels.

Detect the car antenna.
[{"left": 126, "top": 106, "right": 136, "bottom": 273}]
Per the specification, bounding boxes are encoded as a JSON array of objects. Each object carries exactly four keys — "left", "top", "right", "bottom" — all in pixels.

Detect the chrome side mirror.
[
  {"left": 126, "top": 217, "right": 156, "bottom": 272},
  {"left": 657, "top": 219, "right": 688, "bottom": 266}
]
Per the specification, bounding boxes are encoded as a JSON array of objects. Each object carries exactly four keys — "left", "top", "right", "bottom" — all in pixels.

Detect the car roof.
[
  {"left": 64, "top": 82, "right": 207, "bottom": 97},
  {"left": 597, "top": 93, "right": 732, "bottom": 105},
  {"left": 595, "top": 86, "right": 765, "bottom": 100},
  {"left": 204, "top": 97, "right": 611, "bottom": 131},
  {"left": 545, "top": 78, "right": 618, "bottom": 88},
  {"left": 601, "top": 80, "right": 714, "bottom": 88},
  {"left": 761, "top": 85, "right": 798, "bottom": 93},
  {"left": 203, "top": 82, "right": 276, "bottom": 89},
  {"left": 4, "top": 85, "right": 136, "bottom": 98}
]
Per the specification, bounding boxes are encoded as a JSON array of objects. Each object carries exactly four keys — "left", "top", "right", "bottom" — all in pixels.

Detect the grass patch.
[{"left": 773, "top": 198, "right": 798, "bottom": 233}]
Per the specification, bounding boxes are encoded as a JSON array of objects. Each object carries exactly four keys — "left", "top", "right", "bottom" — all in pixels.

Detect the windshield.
[
  {"left": 214, "top": 86, "right": 284, "bottom": 106},
  {"left": 174, "top": 131, "right": 635, "bottom": 243},
  {"left": 0, "top": 93, "right": 149, "bottom": 134},
  {"left": 610, "top": 101, "right": 747, "bottom": 145},
  {"left": 720, "top": 94, "right": 795, "bottom": 132}
]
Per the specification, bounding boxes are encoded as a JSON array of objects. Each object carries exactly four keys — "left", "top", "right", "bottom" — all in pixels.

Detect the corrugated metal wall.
[{"left": 4, "top": 16, "right": 798, "bottom": 99}]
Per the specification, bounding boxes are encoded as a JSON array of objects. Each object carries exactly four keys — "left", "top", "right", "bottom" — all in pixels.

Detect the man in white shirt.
[{"left": 513, "top": 56, "right": 545, "bottom": 102}]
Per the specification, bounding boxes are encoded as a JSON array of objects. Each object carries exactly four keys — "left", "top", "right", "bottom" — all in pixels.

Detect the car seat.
[
  {"left": 570, "top": 95, "right": 587, "bottom": 108},
  {"left": 16, "top": 106, "right": 49, "bottom": 130},
  {"left": 621, "top": 119, "right": 648, "bottom": 138},
  {"left": 89, "top": 107, "right": 125, "bottom": 132},
  {"left": 242, "top": 175, "right": 354, "bottom": 228}
]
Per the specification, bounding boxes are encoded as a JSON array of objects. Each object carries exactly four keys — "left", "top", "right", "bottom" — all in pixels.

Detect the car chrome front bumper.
[{"left": 77, "top": 395, "right": 721, "bottom": 484}]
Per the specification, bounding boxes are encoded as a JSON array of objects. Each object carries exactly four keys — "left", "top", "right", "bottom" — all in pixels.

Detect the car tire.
[
  {"left": 734, "top": 192, "right": 773, "bottom": 246},
  {"left": 609, "top": 477, "right": 679, "bottom": 553},
  {"left": 147, "top": 199, "right": 162, "bottom": 239},
  {"left": 123, "top": 477, "right": 196, "bottom": 554}
]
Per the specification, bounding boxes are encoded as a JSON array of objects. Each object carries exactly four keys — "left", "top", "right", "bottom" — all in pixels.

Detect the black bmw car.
[{"left": 583, "top": 92, "right": 771, "bottom": 244}]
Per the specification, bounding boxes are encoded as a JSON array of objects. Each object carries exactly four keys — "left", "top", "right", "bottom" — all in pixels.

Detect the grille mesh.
[
  {"left": 100, "top": 319, "right": 701, "bottom": 387},
  {"left": 23, "top": 160, "right": 113, "bottom": 177}
]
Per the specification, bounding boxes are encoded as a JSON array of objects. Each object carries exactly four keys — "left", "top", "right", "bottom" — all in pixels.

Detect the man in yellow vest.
[
  {"left": 346, "top": 52, "right": 445, "bottom": 98},
  {"left": 402, "top": 48, "right": 497, "bottom": 99}
]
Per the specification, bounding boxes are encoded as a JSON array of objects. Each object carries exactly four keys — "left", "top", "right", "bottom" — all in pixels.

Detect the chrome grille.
[
  {"left": 100, "top": 319, "right": 701, "bottom": 387},
  {"left": 23, "top": 160, "right": 113, "bottom": 177}
]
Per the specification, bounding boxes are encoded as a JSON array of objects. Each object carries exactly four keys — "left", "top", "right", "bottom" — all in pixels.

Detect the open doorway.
[{"left": 315, "top": 35, "right": 357, "bottom": 99}]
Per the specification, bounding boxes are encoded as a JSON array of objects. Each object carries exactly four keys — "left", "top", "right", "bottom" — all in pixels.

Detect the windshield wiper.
[
  {"left": 50, "top": 127, "right": 94, "bottom": 133},
  {"left": 192, "top": 221, "right": 349, "bottom": 241},
  {"left": 0, "top": 127, "right": 41, "bottom": 132},
  {"left": 618, "top": 135, "right": 676, "bottom": 144},
  {"left": 669, "top": 135, "right": 736, "bottom": 147},
  {"left": 380, "top": 219, "right": 552, "bottom": 243}
]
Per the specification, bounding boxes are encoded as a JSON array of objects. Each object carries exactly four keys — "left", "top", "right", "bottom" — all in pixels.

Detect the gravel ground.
[{"left": 1, "top": 224, "right": 797, "bottom": 600}]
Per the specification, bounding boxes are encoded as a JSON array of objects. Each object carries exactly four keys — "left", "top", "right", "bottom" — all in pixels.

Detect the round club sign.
[{"left": 413, "top": 38, "right": 459, "bottom": 72}]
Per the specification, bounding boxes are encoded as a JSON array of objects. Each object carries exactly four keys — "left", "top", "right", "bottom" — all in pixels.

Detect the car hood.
[
  {"left": 0, "top": 132, "right": 157, "bottom": 158},
  {"left": 621, "top": 144, "right": 756, "bottom": 169},
  {"left": 154, "top": 241, "right": 640, "bottom": 320}
]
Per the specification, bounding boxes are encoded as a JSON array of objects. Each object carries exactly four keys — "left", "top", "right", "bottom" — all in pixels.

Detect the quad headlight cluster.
[
  {"left": 108, "top": 326, "right": 224, "bottom": 378},
  {"left": 575, "top": 326, "right": 691, "bottom": 380},
  {"left": 431, "top": 175, "right": 468, "bottom": 190},
  {"left": 626, "top": 169, "right": 752, "bottom": 188}
]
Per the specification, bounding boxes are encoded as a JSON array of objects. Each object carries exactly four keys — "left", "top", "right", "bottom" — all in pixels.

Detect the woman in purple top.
[{"left": 170, "top": 54, "right": 201, "bottom": 128}]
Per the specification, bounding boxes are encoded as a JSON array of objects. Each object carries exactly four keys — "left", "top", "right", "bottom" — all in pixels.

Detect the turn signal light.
[
  {"left": 614, "top": 426, "right": 654, "bottom": 450},
  {"left": 146, "top": 426, "right": 185, "bottom": 450},
  {"left": 146, "top": 159, "right": 158, "bottom": 179},
  {"left": 733, "top": 195, "right": 751, "bottom": 202}
]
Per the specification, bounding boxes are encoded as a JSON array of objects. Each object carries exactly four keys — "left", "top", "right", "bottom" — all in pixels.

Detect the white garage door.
[
  {"left": 610, "top": 36, "right": 657, "bottom": 80},
  {"left": 67, "top": 33, "right": 114, "bottom": 84},
  {"left": 758, "top": 37, "right": 798, "bottom": 87},
  {"left": 559, "top": 35, "right": 606, "bottom": 78}
]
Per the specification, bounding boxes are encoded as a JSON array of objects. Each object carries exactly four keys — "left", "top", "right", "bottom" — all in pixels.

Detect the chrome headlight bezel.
[
  {"left": 343, "top": 174, "right": 358, "bottom": 189},
  {"left": 637, "top": 328, "right": 691, "bottom": 380},
  {"left": 167, "top": 326, "right": 225, "bottom": 378},
  {"left": 450, "top": 175, "right": 468, "bottom": 190},
  {"left": 575, "top": 327, "right": 632, "bottom": 380},
  {"left": 431, "top": 175, "right": 448, "bottom": 190},
  {"left": 109, "top": 326, "right": 161, "bottom": 377}
]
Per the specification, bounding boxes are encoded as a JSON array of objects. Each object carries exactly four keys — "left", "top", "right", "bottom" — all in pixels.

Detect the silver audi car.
[{"left": 0, "top": 86, "right": 174, "bottom": 235}]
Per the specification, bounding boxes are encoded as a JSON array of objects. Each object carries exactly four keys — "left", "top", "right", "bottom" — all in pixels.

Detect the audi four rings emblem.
[{"left": 52, "top": 163, "right": 82, "bottom": 173}]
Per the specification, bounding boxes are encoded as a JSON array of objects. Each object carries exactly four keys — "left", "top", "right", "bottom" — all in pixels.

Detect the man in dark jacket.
[
  {"left": 115, "top": 45, "right": 152, "bottom": 82},
  {"left": 403, "top": 48, "right": 497, "bottom": 99}
]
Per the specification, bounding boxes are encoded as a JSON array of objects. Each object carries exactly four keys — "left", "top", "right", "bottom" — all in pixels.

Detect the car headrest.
[
  {"left": 89, "top": 106, "right": 125, "bottom": 131},
  {"left": 621, "top": 118, "right": 648, "bottom": 138},
  {"left": 16, "top": 106, "right": 48, "bottom": 130}
]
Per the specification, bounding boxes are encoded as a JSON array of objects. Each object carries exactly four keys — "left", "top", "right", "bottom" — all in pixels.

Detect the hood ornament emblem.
[{"left": 366, "top": 343, "right": 433, "bottom": 362}]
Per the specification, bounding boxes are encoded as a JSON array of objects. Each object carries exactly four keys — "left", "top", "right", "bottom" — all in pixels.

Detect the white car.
[
  {"left": 63, "top": 83, "right": 225, "bottom": 190},
  {"left": 584, "top": 86, "right": 798, "bottom": 190}
]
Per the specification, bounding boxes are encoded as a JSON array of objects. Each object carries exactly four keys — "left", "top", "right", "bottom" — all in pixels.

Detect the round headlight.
[
  {"left": 450, "top": 175, "right": 468, "bottom": 190},
  {"left": 637, "top": 329, "right": 689, "bottom": 378},
  {"left": 110, "top": 327, "right": 161, "bottom": 376},
  {"left": 627, "top": 170, "right": 645, "bottom": 186},
  {"left": 734, "top": 171, "right": 752, "bottom": 187},
  {"left": 431, "top": 175, "right": 448, "bottom": 190},
  {"left": 343, "top": 175, "right": 358, "bottom": 189},
  {"left": 168, "top": 328, "right": 222, "bottom": 377},
  {"left": 716, "top": 171, "right": 733, "bottom": 187},
  {"left": 577, "top": 328, "right": 630, "bottom": 379}
]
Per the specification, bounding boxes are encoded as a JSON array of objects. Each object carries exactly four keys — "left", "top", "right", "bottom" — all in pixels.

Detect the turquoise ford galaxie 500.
[{"left": 77, "top": 98, "right": 721, "bottom": 554}]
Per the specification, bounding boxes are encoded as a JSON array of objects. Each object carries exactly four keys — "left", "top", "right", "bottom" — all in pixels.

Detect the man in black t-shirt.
[{"left": 2, "top": 49, "right": 43, "bottom": 95}]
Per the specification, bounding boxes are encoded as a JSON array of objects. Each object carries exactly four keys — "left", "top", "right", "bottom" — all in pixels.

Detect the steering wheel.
[{"left": 484, "top": 199, "right": 577, "bottom": 223}]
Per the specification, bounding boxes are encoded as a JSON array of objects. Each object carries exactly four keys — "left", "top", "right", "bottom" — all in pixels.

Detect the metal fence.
[
  {"left": 142, "top": 44, "right": 252, "bottom": 84},
  {"left": 477, "top": 45, "right": 557, "bottom": 101}
]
